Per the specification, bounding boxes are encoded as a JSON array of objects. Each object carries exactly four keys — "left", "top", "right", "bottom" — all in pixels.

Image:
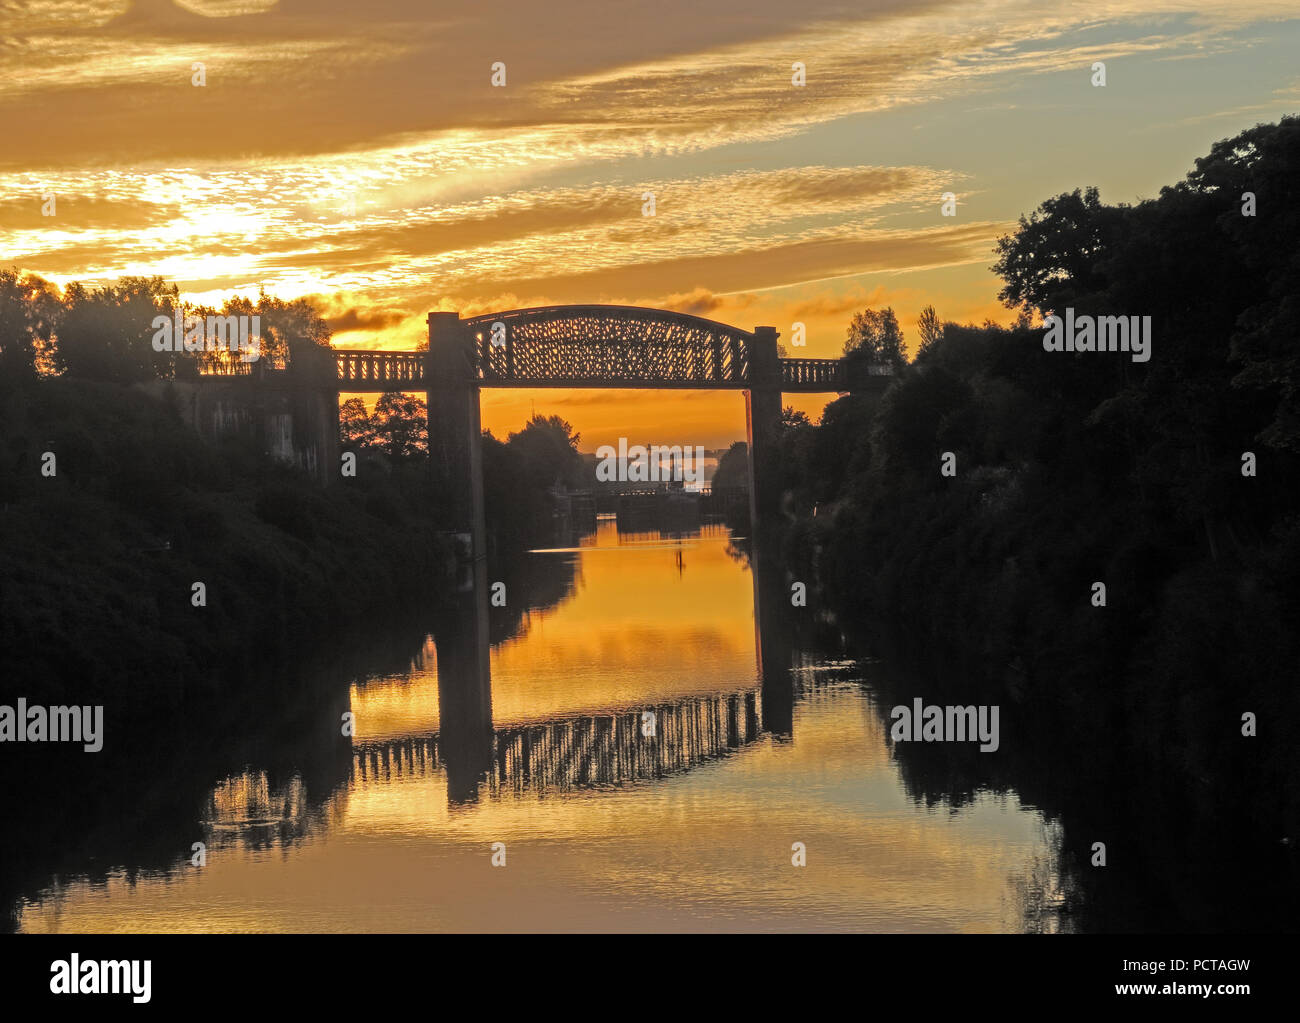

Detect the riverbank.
[
  {"left": 0, "top": 376, "right": 457, "bottom": 710},
  {"left": 784, "top": 365, "right": 1300, "bottom": 931}
]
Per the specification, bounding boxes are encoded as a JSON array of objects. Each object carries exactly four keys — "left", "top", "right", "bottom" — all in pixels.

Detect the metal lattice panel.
[{"left": 464, "top": 305, "right": 755, "bottom": 389}]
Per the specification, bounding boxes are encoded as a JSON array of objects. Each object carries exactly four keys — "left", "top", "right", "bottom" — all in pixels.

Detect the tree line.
[
  {"left": 764, "top": 117, "right": 1299, "bottom": 927},
  {"left": 0, "top": 274, "right": 330, "bottom": 382}
]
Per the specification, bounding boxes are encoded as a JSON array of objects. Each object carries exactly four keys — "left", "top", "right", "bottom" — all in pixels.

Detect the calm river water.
[{"left": 15, "top": 518, "right": 1069, "bottom": 932}]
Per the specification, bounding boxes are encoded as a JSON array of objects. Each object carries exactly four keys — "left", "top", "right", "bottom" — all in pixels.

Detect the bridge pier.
[
  {"left": 744, "top": 325, "right": 783, "bottom": 558},
  {"left": 433, "top": 554, "right": 495, "bottom": 804},
  {"left": 297, "top": 345, "right": 341, "bottom": 486},
  {"left": 745, "top": 325, "right": 794, "bottom": 727},
  {"left": 426, "top": 311, "right": 487, "bottom": 566},
  {"left": 144, "top": 341, "right": 340, "bottom": 484}
]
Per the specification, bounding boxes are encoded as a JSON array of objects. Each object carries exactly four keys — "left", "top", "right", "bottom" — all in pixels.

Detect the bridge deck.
[
  {"left": 204, "top": 306, "right": 893, "bottom": 392},
  {"left": 334, "top": 349, "right": 889, "bottom": 392}
]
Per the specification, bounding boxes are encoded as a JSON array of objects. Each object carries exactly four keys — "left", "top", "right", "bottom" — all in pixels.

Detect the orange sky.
[{"left": 4, "top": 1, "right": 1298, "bottom": 448}]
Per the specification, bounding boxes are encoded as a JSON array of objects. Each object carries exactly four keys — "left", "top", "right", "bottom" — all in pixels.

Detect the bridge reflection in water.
[
  {"left": 350, "top": 687, "right": 763, "bottom": 798},
  {"left": 411, "top": 515, "right": 796, "bottom": 804},
  {"left": 200, "top": 519, "right": 794, "bottom": 846}
]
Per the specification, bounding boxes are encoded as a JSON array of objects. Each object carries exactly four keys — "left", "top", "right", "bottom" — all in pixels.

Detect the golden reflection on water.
[
  {"left": 350, "top": 523, "right": 757, "bottom": 741},
  {"left": 17, "top": 521, "right": 1067, "bottom": 933}
]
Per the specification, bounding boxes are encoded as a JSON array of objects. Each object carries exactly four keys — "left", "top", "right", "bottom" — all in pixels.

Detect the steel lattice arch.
[{"left": 465, "top": 305, "right": 755, "bottom": 389}]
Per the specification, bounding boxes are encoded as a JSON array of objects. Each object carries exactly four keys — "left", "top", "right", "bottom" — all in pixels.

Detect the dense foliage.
[
  {"left": 0, "top": 375, "right": 453, "bottom": 706},
  {"left": 783, "top": 119, "right": 1300, "bottom": 928}
]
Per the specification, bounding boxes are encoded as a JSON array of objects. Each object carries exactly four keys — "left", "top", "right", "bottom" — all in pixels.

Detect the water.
[{"left": 14, "top": 519, "right": 1067, "bottom": 933}]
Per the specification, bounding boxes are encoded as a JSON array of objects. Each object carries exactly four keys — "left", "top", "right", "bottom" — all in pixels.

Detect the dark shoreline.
[
  {"left": 832, "top": 605, "right": 1299, "bottom": 933},
  {"left": 0, "top": 597, "right": 448, "bottom": 933}
]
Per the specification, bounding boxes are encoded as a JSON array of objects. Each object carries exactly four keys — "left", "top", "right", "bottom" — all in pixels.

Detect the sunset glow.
[{"left": 6, "top": 0, "right": 1297, "bottom": 445}]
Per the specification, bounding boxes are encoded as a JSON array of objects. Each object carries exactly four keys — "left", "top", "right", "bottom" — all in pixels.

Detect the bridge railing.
[
  {"left": 209, "top": 334, "right": 894, "bottom": 392},
  {"left": 347, "top": 688, "right": 764, "bottom": 795},
  {"left": 336, "top": 350, "right": 426, "bottom": 388},
  {"left": 780, "top": 357, "right": 845, "bottom": 389},
  {"left": 196, "top": 360, "right": 254, "bottom": 376}
]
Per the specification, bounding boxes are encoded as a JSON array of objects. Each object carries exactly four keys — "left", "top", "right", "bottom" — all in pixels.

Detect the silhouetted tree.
[
  {"left": 1178, "top": 118, "right": 1300, "bottom": 453},
  {"left": 781, "top": 407, "right": 812, "bottom": 429},
  {"left": 339, "top": 397, "right": 375, "bottom": 448},
  {"left": 55, "top": 277, "right": 177, "bottom": 382},
  {"left": 844, "top": 306, "right": 907, "bottom": 370},
  {"left": 249, "top": 291, "right": 332, "bottom": 367},
  {"left": 507, "top": 414, "right": 584, "bottom": 491},
  {"left": 916, "top": 305, "right": 942, "bottom": 359},
  {"left": 371, "top": 391, "right": 427, "bottom": 458},
  {"left": 0, "top": 269, "right": 59, "bottom": 382},
  {"left": 992, "top": 186, "right": 1124, "bottom": 318},
  {"left": 713, "top": 441, "right": 748, "bottom": 492}
]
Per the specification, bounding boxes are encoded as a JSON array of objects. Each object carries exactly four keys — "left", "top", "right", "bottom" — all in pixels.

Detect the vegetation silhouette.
[
  {"left": 0, "top": 284, "right": 591, "bottom": 702},
  {"left": 781, "top": 117, "right": 1300, "bottom": 931}
]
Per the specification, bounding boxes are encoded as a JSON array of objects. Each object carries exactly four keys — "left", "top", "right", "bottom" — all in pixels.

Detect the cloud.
[
  {"left": 450, "top": 221, "right": 1008, "bottom": 302},
  {"left": 0, "top": 195, "right": 182, "bottom": 232},
  {"left": 4, "top": 0, "right": 1292, "bottom": 171},
  {"left": 0, "top": 0, "right": 1295, "bottom": 354},
  {"left": 656, "top": 287, "right": 760, "bottom": 318},
  {"left": 322, "top": 305, "right": 406, "bottom": 333},
  {"left": 173, "top": 0, "right": 281, "bottom": 17},
  {"left": 786, "top": 286, "right": 895, "bottom": 320}
]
